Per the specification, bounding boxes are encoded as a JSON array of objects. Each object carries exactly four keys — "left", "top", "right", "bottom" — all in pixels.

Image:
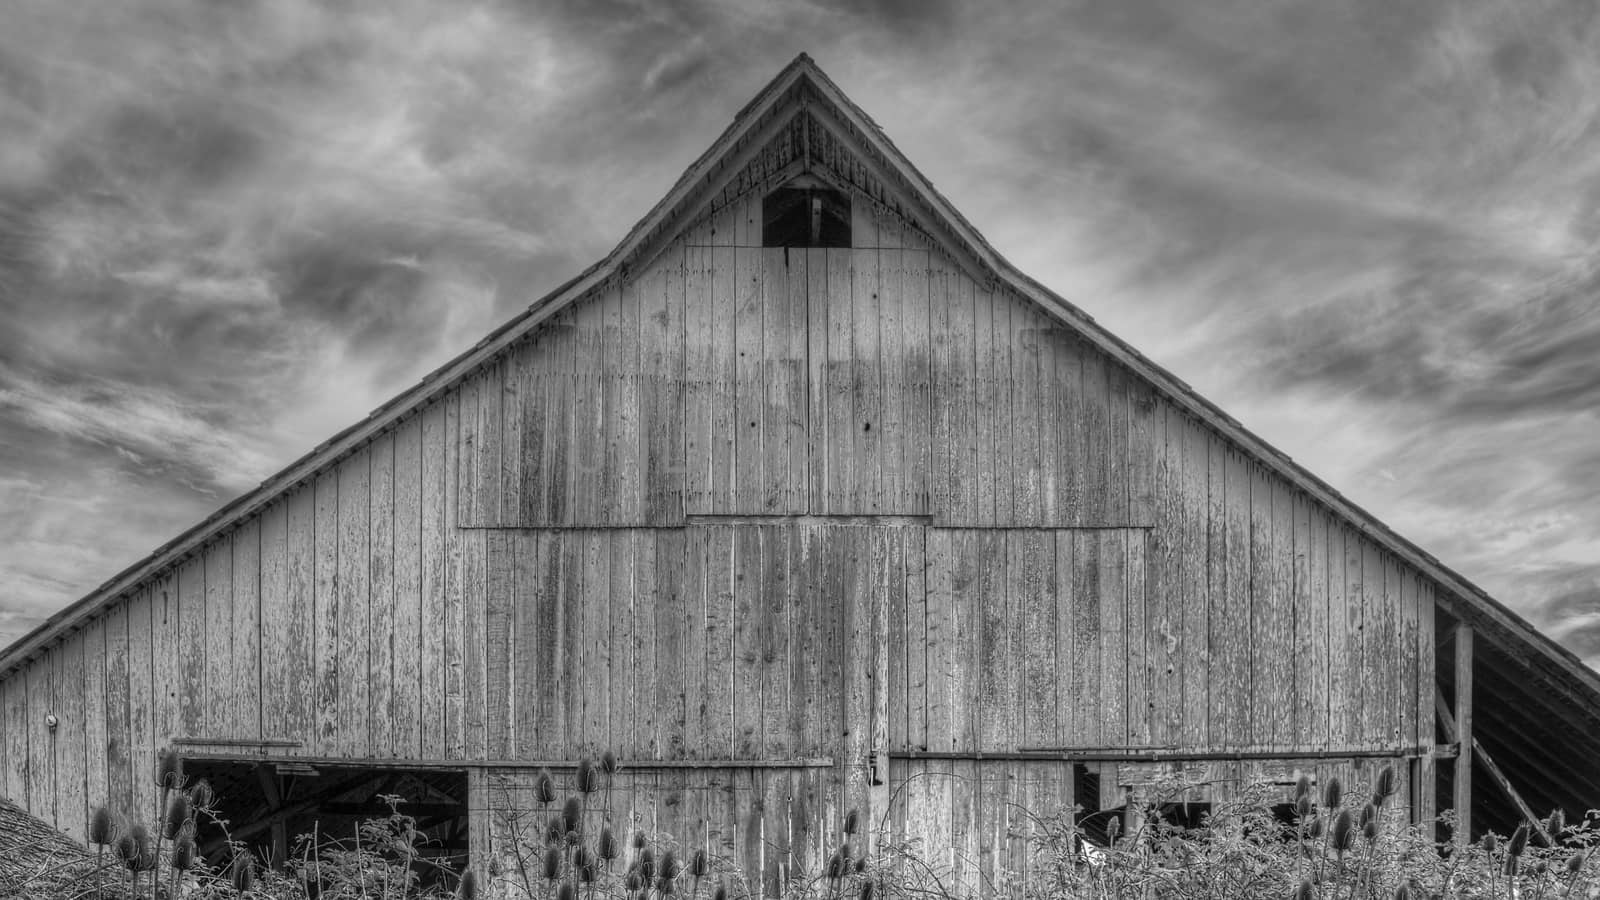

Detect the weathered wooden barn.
[{"left": 3, "top": 54, "right": 1600, "bottom": 892}]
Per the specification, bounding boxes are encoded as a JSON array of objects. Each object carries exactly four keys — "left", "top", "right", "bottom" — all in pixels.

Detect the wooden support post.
[
  {"left": 1436, "top": 687, "right": 1550, "bottom": 846},
  {"left": 255, "top": 765, "right": 288, "bottom": 869},
  {"left": 1454, "top": 623, "right": 1473, "bottom": 845}
]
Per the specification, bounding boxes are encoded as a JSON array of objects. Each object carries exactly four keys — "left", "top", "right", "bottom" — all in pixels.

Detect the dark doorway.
[{"left": 181, "top": 759, "right": 469, "bottom": 892}]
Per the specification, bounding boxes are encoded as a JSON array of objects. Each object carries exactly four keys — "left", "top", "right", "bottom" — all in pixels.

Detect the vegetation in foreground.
[{"left": 8, "top": 750, "right": 1599, "bottom": 900}]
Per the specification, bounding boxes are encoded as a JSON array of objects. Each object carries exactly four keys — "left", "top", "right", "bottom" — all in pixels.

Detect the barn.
[{"left": 3, "top": 54, "right": 1599, "bottom": 893}]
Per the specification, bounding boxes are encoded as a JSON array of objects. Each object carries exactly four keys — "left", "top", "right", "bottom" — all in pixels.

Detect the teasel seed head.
[
  {"left": 691, "top": 848, "right": 709, "bottom": 878},
  {"left": 88, "top": 805, "right": 117, "bottom": 846},
  {"left": 599, "top": 826, "right": 619, "bottom": 862},
  {"left": 632, "top": 830, "right": 647, "bottom": 850},
  {"left": 1295, "top": 794, "right": 1313, "bottom": 819},
  {"left": 577, "top": 757, "right": 599, "bottom": 795},
  {"left": 171, "top": 837, "right": 196, "bottom": 873},
  {"left": 861, "top": 880, "right": 876, "bottom": 900},
  {"left": 625, "top": 868, "right": 644, "bottom": 893},
  {"left": 1322, "top": 777, "right": 1343, "bottom": 810},
  {"left": 457, "top": 869, "right": 479, "bottom": 900},
  {"left": 1567, "top": 851, "right": 1585, "bottom": 875},
  {"left": 1549, "top": 808, "right": 1567, "bottom": 843},
  {"left": 1358, "top": 803, "right": 1376, "bottom": 829},
  {"left": 1372, "top": 765, "right": 1396, "bottom": 807},
  {"left": 1393, "top": 881, "right": 1413, "bottom": 900},
  {"left": 855, "top": 855, "right": 867, "bottom": 875},
  {"left": 1331, "top": 810, "right": 1354, "bottom": 854},
  {"left": 1363, "top": 818, "right": 1379, "bottom": 844},
  {"left": 661, "top": 849, "right": 680, "bottom": 882},
  {"left": 189, "top": 779, "right": 214, "bottom": 811},
  {"left": 1482, "top": 833, "right": 1498, "bottom": 855},
  {"left": 536, "top": 768, "right": 557, "bottom": 805},
  {"left": 1309, "top": 816, "right": 1325, "bottom": 839},
  {"left": 157, "top": 747, "right": 184, "bottom": 790},
  {"left": 558, "top": 882, "right": 577, "bottom": 900},
  {"left": 1107, "top": 816, "right": 1121, "bottom": 843},
  {"left": 1509, "top": 822, "right": 1530, "bottom": 857},
  {"left": 124, "top": 822, "right": 152, "bottom": 871},
  {"left": 544, "top": 816, "right": 564, "bottom": 846},
  {"left": 114, "top": 830, "right": 139, "bottom": 867},
  {"left": 230, "top": 854, "right": 255, "bottom": 892},
  {"left": 575, "top": 846, "right": 594, "bottom": 871},
  {"left": 1294, "top": 879, "right": 1315, "bottom": 900},
  {"left": 1294, "top": 774, "right": 1313, "bottom": 803},
  {"left": 601, "top": 750, "right": 619, "bottom": 776},
  {"left": 562, "top": 797, "right": 583, "bottom": 834},
  {"left": 713, "top": 881, "right": 728, "bottom": 900},
  {"left": 640, "top": 848, "right": 657, "bottom": 882},
  {"left": 844, "top": 808, "right": 860, "bottom": 836},
  {"left": 827, "top": 848, "right": 845, "bottom": 881},
  {"left": 164, "top": 791, "right": 193, "bottom": 840},
  {"left": 543, "top": 847, "right": 562, "bottom": 881}
]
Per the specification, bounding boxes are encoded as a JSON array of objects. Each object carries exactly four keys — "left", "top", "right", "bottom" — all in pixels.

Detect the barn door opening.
[{"left": 181, "top": 759, "right": 469, "bottom": 891}]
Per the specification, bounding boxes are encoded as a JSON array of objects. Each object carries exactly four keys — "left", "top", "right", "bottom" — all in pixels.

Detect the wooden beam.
[
  {"left": 201, "top": 773, "right": 380, "bottom": 855},
  {"left": 1454, "top": 623, "right": 1473, "bottom": 844},
  {"left": 254, "top": 764, "right": 288, "bottom": 868},
  {"left": 1437, "top": 680, "right": 1551, "bottom": 845}
]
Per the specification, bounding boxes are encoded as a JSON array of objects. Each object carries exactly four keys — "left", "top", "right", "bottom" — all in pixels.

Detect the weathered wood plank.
[
  {"left": 1296, "top": 494, "right": 1330, "bottom": 750},
  {"left": 1064, "top": 531, "right": 1102, "bottom": 747},
  {"left": 1106, "top": 363, "right": 1133, "bottom": 526},
  {"left": 485, "top": 530, "right": 513, "bottom": 760},
  {"left": 312, "top": 469, "right": 340, "bottom": 753},
  {"left": 733, "top": 528, "right": 764, "bottom": 759},
  {"left": 200, "top": 535, "right": 232, "bottom": 741},
  {"left": 1016, "top": 529, "right": 1057, "bottom": 747},
  {"left": 173, "top": 553, "right": 205, "bottom": 741},
  {"left": 1011, "top": 306, "right": 1042, "bottom": 525},
  {"left": 337, "top": 448, "right": 371, "bottom": 756},
  {"left": 127, "top": 585, "right": 157, "bottom": 815},
  {"left": 643, "top": 252, "right": 687, "bottom": 523},
  {"left": 656, "top": 529, "right": 690, "bottom": 759},
  {"left": 1398, "top": 566, "right": 1420, "bottom": 753},
  {"left": 759, "top": 526, "right": 792, "bottom": 758},
  {"left": 102, "top": 601, "right": 132, "bottom": 813},
  {"left": 1344, "top": 528, "right": 1369, "bottom": 748},
  {"left": 419, "top": 402, "right": 449, "bottom": 758},
  {"left": 705, "top": 527, "right": 736, "bottom": 758},
  {"left": 443, "top": 390, "right": 466, "bottom": 759},
  {"left": 1, "top": 667, "right": 28, "bottom": 807},
  {"left": 1099, "top": 529, "right": 1129, "bottom": 748},
  {"left": 1216, "top": 445, "right": 1252, "bottom": 749},
  {"left": 878, "top": 247, "right": 906, "bottom": 513},
  {"left": 1126, "top": 531, "right": 1150, "bottom": 747},
  {"left": 54, "top": 635, "right": 87, "bottom": 838},
  {"left": 1081, "top": 350, "right": 1110, "bottom": 526},
  {"left": 1251, "top": 464, "right": 1293, "bottom": 749},
  {"left": 709, "top": 246, "right": 739, "bottom": 514},
  {"left": 849, "top": 249, "right": 881, "bottom": 513},
  {"left": 1129, "top": 383, "right": 1157, "bottom": 526},
  {"left": 684, "top": 242, "right": 715, "bottom": 515},
  {"left": 367, "top": 434, "right": 395, "bottom": 754},
  {"left": 791, "top": 526, "right": 823, "bottom": 757},
  {"left": 734, "top": 246, "right": 765, "bottom": 512},
  {"left": 27, "top": 656, "right": 53, "bottom": 823},
  {"left": 1176, "top": 415, "right": 1212, "bottom": 748},
  {"left": 580, "top": 530, "right": 611, "bottom": 754},
  {"left": 904, "top": 527, "right": 929, "bottom": 753},
  {"left": 903, "top": 250, "right": 933, "bottom": 514},
  {"left": 231, "top": 516, "right": 261, "bottom": 742},
  {"left": 510, "top": 531, "right": 541, "bottom": 759},
  {"left": 392, "top": 414, "right": 423, "bottom": 758},
  {"left": 631, "top": 531, "right": 658, "bottom": 758},
  {"left": 477, "top": 362, "right": 504, "bottom": 526}
]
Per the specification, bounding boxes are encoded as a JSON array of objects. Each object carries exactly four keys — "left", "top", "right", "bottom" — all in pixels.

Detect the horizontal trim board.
[
  {"left": 900, "top": 746, "right": 1435, "bottom": 762},
  {"left": 174, "top": 752, "right": 836, "bottom": 770}
]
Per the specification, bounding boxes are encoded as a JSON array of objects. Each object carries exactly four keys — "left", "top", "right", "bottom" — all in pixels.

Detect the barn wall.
[{"left": 0, "top": 145, "right": 1433, "bottom": 868}]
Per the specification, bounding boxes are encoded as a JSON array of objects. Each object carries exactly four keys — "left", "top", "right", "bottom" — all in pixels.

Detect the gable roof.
[{"left": 2, "top": 55, "right": 1596, "bottom": 726}]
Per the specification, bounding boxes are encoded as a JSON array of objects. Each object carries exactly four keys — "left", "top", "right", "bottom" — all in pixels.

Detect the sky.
[{"left": 2, "top": 0, "right": 1599, "bottom": 664}]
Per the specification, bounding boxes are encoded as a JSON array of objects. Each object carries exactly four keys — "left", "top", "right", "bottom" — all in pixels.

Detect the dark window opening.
[
  {"left": 180, "top": 759, "right": 469, "bottom": 892},
  {"left": 763, "top": 187, "right": 851, "bottom": 247}
]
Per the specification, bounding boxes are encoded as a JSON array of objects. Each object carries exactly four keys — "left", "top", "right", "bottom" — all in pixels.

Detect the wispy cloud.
[{"left": 2, "top": 0, "right": 1599, "bottom": 661}]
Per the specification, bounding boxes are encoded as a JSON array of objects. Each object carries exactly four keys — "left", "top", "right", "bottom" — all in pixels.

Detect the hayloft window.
[{"left": 763, "top": 187, "right": 851, "bottom": 247}]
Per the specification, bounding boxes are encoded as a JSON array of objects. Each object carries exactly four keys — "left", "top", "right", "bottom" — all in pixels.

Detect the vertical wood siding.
[{"left": 0, "top": 152, "right": 1433, "bottom": 856}]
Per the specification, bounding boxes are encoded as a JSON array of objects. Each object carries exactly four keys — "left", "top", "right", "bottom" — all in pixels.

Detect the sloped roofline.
[{"left": 2, "top": 55, "right": 1594, "bottom": 708}]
